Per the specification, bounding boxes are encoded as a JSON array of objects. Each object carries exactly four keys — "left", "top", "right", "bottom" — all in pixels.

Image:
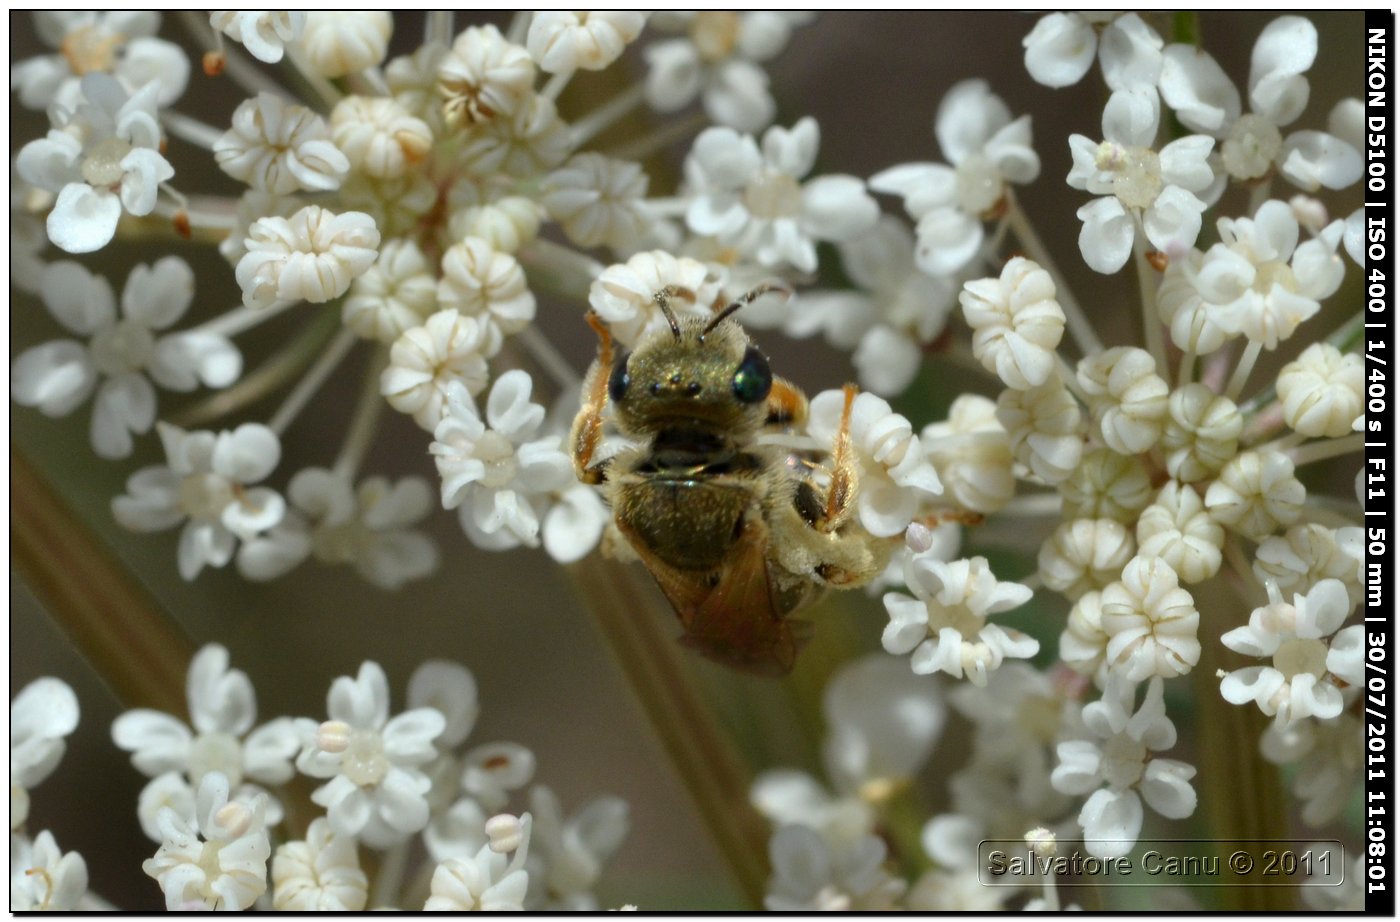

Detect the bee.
[{"left": 569, "top": 284, "right": 891, "bottom": 675}]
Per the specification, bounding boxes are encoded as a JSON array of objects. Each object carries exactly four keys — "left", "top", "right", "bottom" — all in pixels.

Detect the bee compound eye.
[
  {"left": 608, "top": 356, "right": 630, "bottom": 402},
  {"left": 732, "top": 346, "right": 772, "bottom": 404}
]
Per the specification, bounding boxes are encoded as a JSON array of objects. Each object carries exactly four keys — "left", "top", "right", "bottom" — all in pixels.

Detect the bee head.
[{"left": 608, "top": 312, "right": 774, "bottom": 438}]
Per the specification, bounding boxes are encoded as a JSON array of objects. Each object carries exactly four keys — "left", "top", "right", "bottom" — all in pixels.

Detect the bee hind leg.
[{"left": 569, "top": 311, "right": 614, "bottom": 485}]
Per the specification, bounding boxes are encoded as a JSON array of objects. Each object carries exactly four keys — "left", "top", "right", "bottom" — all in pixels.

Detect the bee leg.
[
  {"left": 764, "top": 376, "right": 808, "bottom": 430},
  {"left": 569, "top": 311, "right": 613, "bottom": 485},
  {"left": 814, "top": 383, "right": 859, "bottom": 534}
]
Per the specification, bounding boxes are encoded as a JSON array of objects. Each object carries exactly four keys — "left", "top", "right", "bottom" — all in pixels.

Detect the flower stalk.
[{"left": 566, "top": 555, "right": 771, "bottom": 907}]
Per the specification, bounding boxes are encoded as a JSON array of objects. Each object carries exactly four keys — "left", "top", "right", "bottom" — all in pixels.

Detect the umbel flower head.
[{"left": 6, "top": 12, "right": 1367, "bottom": 907}]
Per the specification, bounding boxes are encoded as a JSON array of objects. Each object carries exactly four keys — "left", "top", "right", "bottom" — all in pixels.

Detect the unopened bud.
[
  {"left": 316, "top": 720, "right": 352, "bottom": 754},
  {"left": 485, "top": 813, "right": 523, "bottom": 853}
]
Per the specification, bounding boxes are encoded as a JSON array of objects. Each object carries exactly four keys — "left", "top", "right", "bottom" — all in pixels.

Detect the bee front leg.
[
  {"left": 815, "top": 383, "right": 860, "bottom": 534},
  {"left": 569, "top": 311, "right": 613, "bottom": 485}
]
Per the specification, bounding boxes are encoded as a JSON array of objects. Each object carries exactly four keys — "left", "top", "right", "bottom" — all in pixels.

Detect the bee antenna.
[
  {"left": 653, "top": 286, "right": 689, "bottom": 341},
  {"left": 703, "top": 282, "right": 794, "bottom": 335}
]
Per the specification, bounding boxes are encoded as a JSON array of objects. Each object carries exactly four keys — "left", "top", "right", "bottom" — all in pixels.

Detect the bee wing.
[{"left": 624, "top": 513, "right": 801, "bottom": 677}]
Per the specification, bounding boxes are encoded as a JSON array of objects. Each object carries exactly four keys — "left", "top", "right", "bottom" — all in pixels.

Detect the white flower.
[
  {"left": 1067, "top": 87, "right": 1215, "bottom": 272},
  {"left": 684, "top": 117, "right": 879, "bottom": 273},
  {"left": 382, "top": 310, "right": 492, "bottom": 431},
  {"left": 765, "top": 825, "right": 904, "bottom": 911},
  {"left": 11, "top": 12, "right": 187, "bottom": 110},
  {"left": 10, "top": 831, "right": 88, "bottom": 911},
  {"left": 1260, "top": 711, "right": 1362, "bottom": 827},
  {"left": 298, "top": 11, "right": 392, "bottom": 77},
  {"left": 906, "top": 866, "right": 1008, "bottom": 911},
  {"left": 807, "top": 389, "right": 943, "bottom": 538},
  {"left": 1061, "top": 590, "right": 1110, "bottom": 684},
  {"left": 945, "top": 663, "right": 1076, "bottom": 810},
  {"left": 870, "top": 79, "right": 1039, "bottom": 275},
  {"left": 1160, "top": 385, "right": 1241, "bottom": 482},
  {"left": 216, "top": 93, "right": 349, "bottom": 194},
  {"left": 1099, "top": 555, "right": 1201, "bottom": 682},
  {"left": 1038, "top": 519, "right": 1135, "bottom": 601},
  {"left": 111, "top": 644, "right": 301, "bottom": 831},
  {"left": 960, "top": 257, "right": 1066, "bottom": 390},
  {"left": 141, "top": 772, "right": 270, "bottom": 911},
  {"left": 1190, "top": 200, "right": 1345, "bottom": 350},
  {"left": 445, "top": 176, "right": 544, "bottom": 254},
  {"left": 1052, "top": 675, "right": 1196, "bottom": 858},
  {"left": 331, "top": 95, "right": 432, "bottom": 180},
  {"left": 794, "top": 218, "right": 957, "bottom": 397},
  {"left": 1059, "top": 448, "right": 1153, "bottom": 524},
  {"left": 1158, "top": 17, "right": 1361, "bottom": 190},
  {"left": 588, "top": 250, "right": 722, "bottom": 348},
  {"left": 644, "top": 12, "right": 812, "bottom": 132},
  {"left": 1276, "top": 343, "right": 1363, "bottom": 438},
  {"left": 526, "top": 12, "right": 647, "bottom": 73},
  {"left": 236, "top": 469, "right": 440, "bottom": 589},
  {"left": 1022, "top": 13, "right": 1163, "bottom": 90},
  {"left": 437, "top": 237, "right": 536, "bottom": 355},
  {"left": 13, "top": 258, "right": 239, "bottom": 458},
  {"left": 921, "top": 395, "right": 1015, "bottom": 514},
  {"left": 996, "top": 376, "right": 1085, "bottom": 485},
  {"left": 1254, "top": 524, "right": 1364, "bottom": 610},
  {"left": 1135, "top": 482, "right": 1224, "bottom": 585},
  {"left": 15, "top": 74, "right": 174, "bottom": 253},
  {"left": 296, "top": 661, "right": 446, "bottom": 849},
  {"left": 1220, "top": 579, "right": 1360, "bottom": 723},
  {"left": 821, "top": 655, "right": 947, "bottom": 802},
  {"left": 437, "top": 24, "right": 536, "bottom": 127},
  {"left": 343, "top": 237, "right": 438, "bottom": 343},
  {"left": 542, "top": 153, "right": 651, "bottom": 251},
  {"left": 271, "top": 817, "right": 368, "bottom": 911},
  {"left": 1204, "top": 450, "right": 1305, "bottom": 541},
  {"left": 882, "top": 550, "right": 1037, "bottom": 686},
  {"left": 460, "top": 742, "right": 536, "bottom": 813},
  {"left": 217, "top": 189, "right": 305, "bottom": 266},
  {"left": 236, "top": 206, "right": 381, "bottom": 309},
  {"left": 425, "top": 815, "right": 532, "bottom": 911},
  {"left": 112, "top": 423, "right": 285, "bottom": 580},
  {"left": 136, "top": 772, "right": 196, "bottom": 844},
  {"left": 753, "top": 653, "right": 946, "bottom": 853},
  {"left": 527, "top": 786, "right": 629, "bottom": 910},
  {"left": 1076, "top": 347, "right": 1169, "bottom": 455},
  {"left": 457, "top": 92, "right": 570, "bottom": 179},
  {"left": 210, "top": 11, "right": 305, "bottom": 64},
  {"left": 10, "top": 678, "right": 79, "bottom": 832},
  {"left": 431, "top": 370, "right": 575, "bottom": 548}
]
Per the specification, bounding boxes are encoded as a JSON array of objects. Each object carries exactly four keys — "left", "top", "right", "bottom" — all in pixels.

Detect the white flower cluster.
[
  {"left": 111, "top": 645, "right": 630, "bottom": 910},
  {"left": 750, "top": 656, "right": 942, "bottom": 910},
  {"left": 913, "top": 12, "right": 1365, "bottom": 862}
]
